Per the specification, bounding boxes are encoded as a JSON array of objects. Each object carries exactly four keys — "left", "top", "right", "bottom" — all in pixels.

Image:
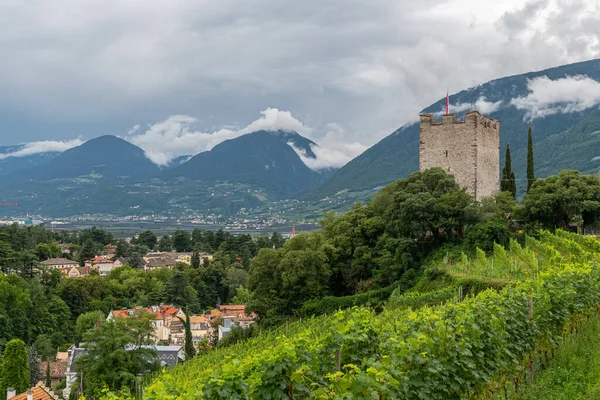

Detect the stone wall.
[{"left": 419, "top": 111, "right": 499, "bottom": 200}]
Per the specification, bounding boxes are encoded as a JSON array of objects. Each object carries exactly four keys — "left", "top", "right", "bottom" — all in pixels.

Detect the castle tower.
[{"left": 419, "top": 111, "right": 499, "bottom": 200}]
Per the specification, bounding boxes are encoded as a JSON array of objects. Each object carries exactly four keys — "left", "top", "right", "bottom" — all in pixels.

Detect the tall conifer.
[
  {"left": 0, "top": 339, "right": 30, "bottom": 395},
  {"left": 527, "top": 126, "right": 535, "bottom": 193},
  {"left": 501, "top": 145, "right": 516, "bottom": 198}
]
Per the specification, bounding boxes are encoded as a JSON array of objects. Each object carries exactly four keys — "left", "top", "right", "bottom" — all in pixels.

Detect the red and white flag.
[{"left": 445, "top": 89, "right": 449, "bottom": 114}]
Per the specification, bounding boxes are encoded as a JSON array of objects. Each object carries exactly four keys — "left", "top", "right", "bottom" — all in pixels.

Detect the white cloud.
[
  {"left": 127, "top": 124, "right": 140, "bottom": 135},
  {"left": 433, "top": 97, "right": 504, "bottom": 116},
  {"left": 0, "top": 139, "right": 83, "bottom": 160},
  {"left": 129, "top": 109, "right": 363, "bottom": 169},
  {"left": 289, "top": 123, "right": 367, "bottom": 170},
  {"left": 1, "top": 0, "right": 600, "bottom": 155},
  {"left": 128, "top": 108, "right": 319, "bottom": 166},
  {"left": 510, "top": 75, "right": 600, "bottom": 119},
  {"left": 241, "top": 108, "right": 312, "bottom": 136}
]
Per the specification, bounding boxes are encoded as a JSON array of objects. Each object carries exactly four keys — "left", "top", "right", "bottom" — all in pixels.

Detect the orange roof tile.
[{"left": 12, "top": 385, "right": 56, "bottom": 400}]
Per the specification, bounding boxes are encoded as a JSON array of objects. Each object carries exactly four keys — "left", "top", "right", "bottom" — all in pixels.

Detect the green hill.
[
  {"left": 170, "top": 130, "right": 325, "bottom": 198},
  {"left": 306, "top": 58, "right": 600, "bottom": 200}
]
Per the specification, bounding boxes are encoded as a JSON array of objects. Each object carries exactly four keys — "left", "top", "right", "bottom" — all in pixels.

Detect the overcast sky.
[{"left": 1, "top": 0, "right": 599, "bottom": 167}]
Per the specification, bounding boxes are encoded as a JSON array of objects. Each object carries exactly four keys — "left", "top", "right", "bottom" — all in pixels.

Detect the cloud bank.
[
  {"left": 434, "top": 97, "right": 504, "bottom": 116},
  {"left": 511, "top": 75, "right": 600, "bottom": 119},
  {"left": 289, "top": 123, "right": 367, "bottom": 170},
  {"left": 3, "top": 0, "right": 600, "bottom": 153},
  {"left": 0, "top": 139, "right": 83, "bottom": 160},
  {"left": 128, "top": 108, "right": 362, "bottom": 169}
]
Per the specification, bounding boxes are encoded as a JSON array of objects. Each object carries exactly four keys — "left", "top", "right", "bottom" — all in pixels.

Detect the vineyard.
[{"left": 144, "top": 231, "right": 600, "bottom": 399}]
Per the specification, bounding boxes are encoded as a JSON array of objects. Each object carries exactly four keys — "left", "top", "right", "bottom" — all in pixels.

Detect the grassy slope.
[{"left": 516, "top": 316, "right": 600, "bottom": 400}]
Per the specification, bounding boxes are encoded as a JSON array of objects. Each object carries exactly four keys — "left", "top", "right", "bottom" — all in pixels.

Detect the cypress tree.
[
  {"left": 501, "top": 145, "right": 516, "bottom": 198},
  {"left": 527, "top": 125, "right": 535, "bottom": 192},
  {"left": 181, "top": 309, "right": 196, "bottom": 360},
  {"left": 45, "top": 360, "right": 51, "bottom": 388},
  {"left": 191, "top": 251, "right": 200, "bottom": 269},
  {"left": 0, "top": 339, "right": 30, "bottom": 394}
]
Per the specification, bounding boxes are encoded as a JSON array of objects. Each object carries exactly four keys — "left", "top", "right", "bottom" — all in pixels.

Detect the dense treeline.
[
  {"left": 245, "top": 168, "right": 600, "bottom": 324},
  {"left": 246, "top": 168, "right": 512, "bottom": 323},
  {"left": 0, "top": 222, "right": 284, "bottom": 361}
]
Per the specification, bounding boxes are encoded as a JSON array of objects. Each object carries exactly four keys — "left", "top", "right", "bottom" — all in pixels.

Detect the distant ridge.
[
  {"left": 10, "top": 135, "right": 161, "bottom": 182},
  {"left": 170, "top": 130, "right": 325, "bottom": 198},
  {"left": 306, "top": 58, "right": 600, "bottom": 199}
]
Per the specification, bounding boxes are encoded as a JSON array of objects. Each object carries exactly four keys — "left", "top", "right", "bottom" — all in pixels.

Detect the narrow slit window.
[{"left": 445, "top": 150, "right": 448, "bottom": 157}]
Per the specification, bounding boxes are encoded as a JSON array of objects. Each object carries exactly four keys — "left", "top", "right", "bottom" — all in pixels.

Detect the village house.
[
  {"left": 40, "top": 359, "right": 69, "bottom": 388},
  {"left": 143, "top": 254, "right": 178, "bottom": 271},
  {"left": 40, "top": 258, "right": 79, "bottom": 270},
  {"left": 143, "top": 251, "right": 214, "bottom": 271},
  {"left": 6, "top": 383, "right": 59, "bottom": 400},
  {"left": 102, "top": 244, "right": 117, "bottom": 255},
  {"left": 107, "top": 304, "right": 184, "bottom": 343},
  {"left": 60, "top": 265, "right": 94, "bottom": 278},
  {"left": 84, "top": 256, "right": 115, "bottom": 276},
  {"left": 208, "top": 304, "right": 256, "bottom": 329}
]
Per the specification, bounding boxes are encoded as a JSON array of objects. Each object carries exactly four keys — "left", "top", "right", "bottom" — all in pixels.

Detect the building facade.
[{"left": 419, "top": 111, "right": 500, "bottom": 200}]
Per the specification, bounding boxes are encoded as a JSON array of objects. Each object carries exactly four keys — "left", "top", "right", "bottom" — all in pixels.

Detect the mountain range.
[
  {"left": 307, "top": 58, "right": 600, "bottom": 200},
  {"left": 2, "top": 58, "right": 600, "bottom": 217}
]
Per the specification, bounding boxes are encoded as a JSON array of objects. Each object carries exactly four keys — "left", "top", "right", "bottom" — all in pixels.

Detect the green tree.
[
  {"left": 0, "top": 339, "right": 30, "bottom": 395},
  {"left": 224, "top": 267, "right": 248, "bottom": 302},
  {"left": 520, "top": 170, "right": 600, "bottom": 228},
  {"left": 28, "top": 346, "right": 44, "bottom": 386},
  {"left": 178, "top": 310, "right": 196, "bottom": 361},
  {"left": 191, "top": 251, "right": 200, "bottom": 269},
  {"left": 75, "top": 310, "right": 105, "bottom": 340},
  {"left": 115, "top": 240, "right": 130, "bottom": 258},
  {"left": 500, "top": 144, "right": 516, "bottom": 198},
  {"left": 171, "top": 230, "right": 191, "bottom": 252},
  {"left": 34, "top": 242, "right": 61, "bottom": 261},
  {"left": 80, "top": 238, "right": 97, "bottom": 262},
  {"left": 527, "top": 125, "right": 535, "bottom": 193},
  {"left": 231, "top": 286, "right": 251, "bottom": 304},
  {"left": 45, "top": 360, "right": 51, "bottom": 388},
  {"left": 55, "top": 279, "right": 90, "bottom": 320},
  {"left": 136, "top": 230, "right": 157, "bottom": 250},
  {"left": 33, "top": 335, "right": 55, "bottom": 362},
  {"left": 77, "top": 316, "right": 158, "bottom": 397},
  {"left": 166, "top": 270, "right": 197, "bottom": 309},
  {"left": 248, "top": 233, "right": 330, "bottom": 318},
  {"left": 157, "top": 236, "right": 172, "bottom": 252}
]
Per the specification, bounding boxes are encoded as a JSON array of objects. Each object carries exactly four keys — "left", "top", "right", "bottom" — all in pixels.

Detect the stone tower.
[{"left": 419, "top": 111, "right": 499, "bottom": 200}]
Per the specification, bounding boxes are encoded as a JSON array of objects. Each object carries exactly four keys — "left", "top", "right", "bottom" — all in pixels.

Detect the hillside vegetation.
[{"left": 144, "top": 230, "right": 600, "bottom": 399}]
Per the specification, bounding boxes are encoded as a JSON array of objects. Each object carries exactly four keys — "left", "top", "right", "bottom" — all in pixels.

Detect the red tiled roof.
[
  {"left": 111, "top": 305, "right": 180, "bottom": 321},
  {"left": 40, "top": 360, "right": 68, "bottom": 379},
  {"left": 12, "top": 384, "right": 56, "bottom": 400}
]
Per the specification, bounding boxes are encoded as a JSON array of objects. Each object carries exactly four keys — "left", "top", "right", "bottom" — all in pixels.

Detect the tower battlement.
[{"left": 419, "top": 111, "right": 499, "bottom": 200}]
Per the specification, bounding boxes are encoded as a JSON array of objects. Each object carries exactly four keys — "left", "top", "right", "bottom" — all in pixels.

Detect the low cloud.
[
  {"left": 128, "top": 108, "right": 318, "bottom": 166},
  {"left": 434, "top": 97, "right": 503, "bottom": 116},
  {"left": 289, "top": 123, "right": 367, "bottom": 170},
  {"left": 241, "top": 108, "right": 312, "bottom": 136},
  {"left": 0, "top": 139, "right": 83, "bottom": 160},
  {"left": 128, "top": 109, "right": 361, "bottom": 170},
  {"left": 511, "top": 75, "right": 600, "bottom": 119}
]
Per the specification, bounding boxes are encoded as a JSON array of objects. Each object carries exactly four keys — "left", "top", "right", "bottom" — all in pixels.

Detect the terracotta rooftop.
[
  {"left": 110, "top": 304, "right": 180, "bottom": 321},
  {"left": 40, "top": 360, "right": 68, "bottom": 379},
  {"left": 11, "top": 384, "right": 57, "bottom": 400}
]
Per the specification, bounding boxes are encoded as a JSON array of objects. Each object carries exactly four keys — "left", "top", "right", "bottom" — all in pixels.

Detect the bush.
[{"left": 464, "top": 217, "right": 512, "bottom": 254}]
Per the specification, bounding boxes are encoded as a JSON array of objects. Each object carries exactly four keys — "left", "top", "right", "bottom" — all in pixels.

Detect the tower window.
[{"left": 445, "top": 150, "right": 448, "bottom": 157}]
